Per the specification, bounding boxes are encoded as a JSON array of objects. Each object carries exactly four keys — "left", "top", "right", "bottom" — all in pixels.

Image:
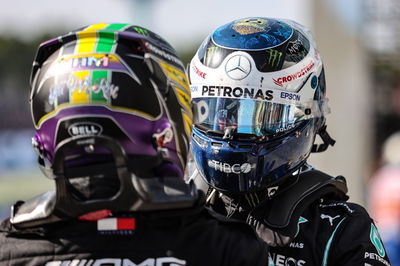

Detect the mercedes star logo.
[{"left": 225, "top": 54, "right": 252, "bottom": 80}]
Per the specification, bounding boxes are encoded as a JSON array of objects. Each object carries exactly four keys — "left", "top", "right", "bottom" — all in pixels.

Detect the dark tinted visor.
[
  {"left": 192, "top": 97, "right": 321, "bottom": 138},
  {"left": 31, "top": 52, "right": 162, "bottom": 127}
]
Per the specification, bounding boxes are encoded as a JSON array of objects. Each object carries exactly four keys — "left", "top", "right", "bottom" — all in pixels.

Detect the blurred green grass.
[{"left": 0, "top": 170, "right": 54, "bottom": 204}]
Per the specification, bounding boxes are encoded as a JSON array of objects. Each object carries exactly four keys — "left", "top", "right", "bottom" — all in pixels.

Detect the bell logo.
[{"left": 68, "top": 122, "right": 103, "bottom": 137}]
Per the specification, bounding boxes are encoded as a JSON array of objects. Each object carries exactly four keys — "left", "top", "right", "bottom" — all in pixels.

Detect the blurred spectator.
[{"left": 369, "top": 131, "right": 400, "bottom": 265}]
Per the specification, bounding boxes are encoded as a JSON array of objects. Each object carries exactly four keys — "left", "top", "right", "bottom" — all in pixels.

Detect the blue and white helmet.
[{"left": 189, "top": 17, "right": 334, "bottom": 193}]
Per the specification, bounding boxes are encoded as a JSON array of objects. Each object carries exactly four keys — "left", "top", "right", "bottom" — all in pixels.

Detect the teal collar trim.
[{"left": 322, "top": 217, "right": 346, "bottom": 266}]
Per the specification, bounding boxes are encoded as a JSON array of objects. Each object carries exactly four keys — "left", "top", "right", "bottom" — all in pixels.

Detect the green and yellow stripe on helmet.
[
  {"left": 66, "top": 23, "right": 129, "bottom": 105},
  {"left": 75, "top": 23, "right": 130, "bottom": 55}
]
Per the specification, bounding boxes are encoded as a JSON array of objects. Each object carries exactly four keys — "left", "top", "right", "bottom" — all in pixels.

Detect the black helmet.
[{"left": 12, "top": 23, "right": 195, "bottom": 226}]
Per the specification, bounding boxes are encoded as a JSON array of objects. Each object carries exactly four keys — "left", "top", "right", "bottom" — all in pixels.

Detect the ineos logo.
[
  {"left": 68, "top": 122, "right": 103, "bottom": 137},
  {"left": 225, "top": 55, "right": 252, "bottom": 80}
]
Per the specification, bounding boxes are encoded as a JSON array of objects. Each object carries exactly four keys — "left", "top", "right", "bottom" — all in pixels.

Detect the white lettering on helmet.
[
  {"left": 275, "top": 124, "right": 295, "bottom": 133},
  {"left": 208, "top": 160, "right": 252, "bottom": 174},
  {"left": 48, "top": 74, "right": 119, "bottom": 105},
  {"left": 68, "top": 122, "right": 103, "bottom": 137},
  {"left": 200, "top": 86, "right": 273, "bottom": 101}
]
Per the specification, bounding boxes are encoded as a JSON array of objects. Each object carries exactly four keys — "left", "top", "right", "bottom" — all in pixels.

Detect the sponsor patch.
[
  {"left": 320, "top": 214, "right": 341, "bottom": 226},
  {"left": 319, "top": 202, "right": 355, "bottom": 214},
  {"left": 201, "top": 85, "right": 273, "bottom": 100},
  {"left": 311, "top": 75, "right": 318, "bottom": 89},
  {"left": 191, "top": 85, "right": 306, "bottom": 106},
  {"left": 153, "top": 126, "right": 174, "bottom": 147},
  {"left": 48, "top": 71, "right": 119, "bottom": 105},
  {"left": 269, "top": 253, "right": 306, "bottom": 266},
  {"left": 289, "top": 242, "right": 304, "bottom": 249},
  {"left": 267, "top": 49, "right": 283, "bottom": 68},
  {"left": 144, "top": 41, "right": 182, "bottom": 66},
  {"left": 98, "top": 217, "right": 136, "bottom": 234},
  {"left": 273, "top": 60, "right": 315, "bottom": 87},
  {"left": 208, "top": 159, "right": 252, "bottom": 174},
  {"left": 68, "top": 122, "right": 103, "bottom": 137},
  {"left": 364, "top": 252, "right": 390, "bottom": 266},
  {"left": 225, "top": 54, "right": 252, "bottom": 80},
  {"left": 287, "top": 39, "right": 304, "bottom": 55},
  {"left": 50, "top": 54, "right": 125, "bottom": 75},
  {"left": 370, "top": 223, "right": 386, "bottom": 257},
  {"left": 267, "top": 186, "right": 279, "bottom": 197},
  {"left": 192, "top": 64, "right": 207, "bottom": 79}
]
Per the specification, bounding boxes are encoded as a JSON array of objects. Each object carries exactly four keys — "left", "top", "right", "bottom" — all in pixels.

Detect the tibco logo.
[{"left": 208, "top": 160, "right": 252, "bottom": 174}]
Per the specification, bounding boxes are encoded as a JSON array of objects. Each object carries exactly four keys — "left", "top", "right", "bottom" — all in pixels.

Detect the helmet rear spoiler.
[{"left": 11, "top": 135, "right": 198, "bottom": 228}]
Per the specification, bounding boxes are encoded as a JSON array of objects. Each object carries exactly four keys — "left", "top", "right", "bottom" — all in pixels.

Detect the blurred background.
[{"left": 0, "top": 0, "right": 398, "bottom": 220}]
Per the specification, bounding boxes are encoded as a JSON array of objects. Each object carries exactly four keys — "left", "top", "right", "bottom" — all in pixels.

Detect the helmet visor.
[
  {"left": 31, "top": 52, "right": 163, "bottom": 127},
  {"left": 193, "top": 97, "right": 323, "bottom": 137}
]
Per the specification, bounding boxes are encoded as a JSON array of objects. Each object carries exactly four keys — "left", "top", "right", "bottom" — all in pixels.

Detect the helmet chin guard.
[
  {"left": 52, "top": 135, "right": 140, "bottom": 217},
  {"left": 11, "top": 135, "right": 197, "bottom": 228}
]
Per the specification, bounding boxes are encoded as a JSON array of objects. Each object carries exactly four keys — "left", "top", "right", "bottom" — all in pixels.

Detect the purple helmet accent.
[{"left": 30, "top": 23, "right": 192, "bottom": 178}]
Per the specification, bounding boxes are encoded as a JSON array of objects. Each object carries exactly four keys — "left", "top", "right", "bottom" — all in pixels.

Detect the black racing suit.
[
  {"left": 268, "top": 200, "right": 391, "bottom": 266},
  {"left": 0, "top": 193, "right": 268, "bottom": 266},
  {"left": 192, "top": 168, "right": 391, "bottom": 266}
]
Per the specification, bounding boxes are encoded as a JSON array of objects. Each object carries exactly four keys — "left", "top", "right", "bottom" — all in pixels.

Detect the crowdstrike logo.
[
  {"left": 192, "top": 64, "right": 207, "bottom": 79},
  {"left": 225, "top": 55, "right": 252, "bottom": 80},
  {"left": 208, "top": 159, "right": 252, "bottom": 174},
  {"left": 273, "top": 60, "right": 315, "bottom": 87}
]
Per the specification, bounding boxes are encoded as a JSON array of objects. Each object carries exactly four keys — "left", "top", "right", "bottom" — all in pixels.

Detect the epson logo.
[
  {"left": 45, "top": 257, "right": 186, "bottom": 266},
  {"left": 68, "top": 122, "right": 103, "bottom": 137},
  {"left": 208, "top": 160, "right": 252, "bottom": 174}
]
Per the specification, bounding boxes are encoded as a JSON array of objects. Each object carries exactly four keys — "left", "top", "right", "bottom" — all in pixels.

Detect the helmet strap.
[
  {"left": 312, "top": 125, "right": 335, "bottom": 153},
  {"left": 37, "top": 155, "right": 56, "bottom": 179}
]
